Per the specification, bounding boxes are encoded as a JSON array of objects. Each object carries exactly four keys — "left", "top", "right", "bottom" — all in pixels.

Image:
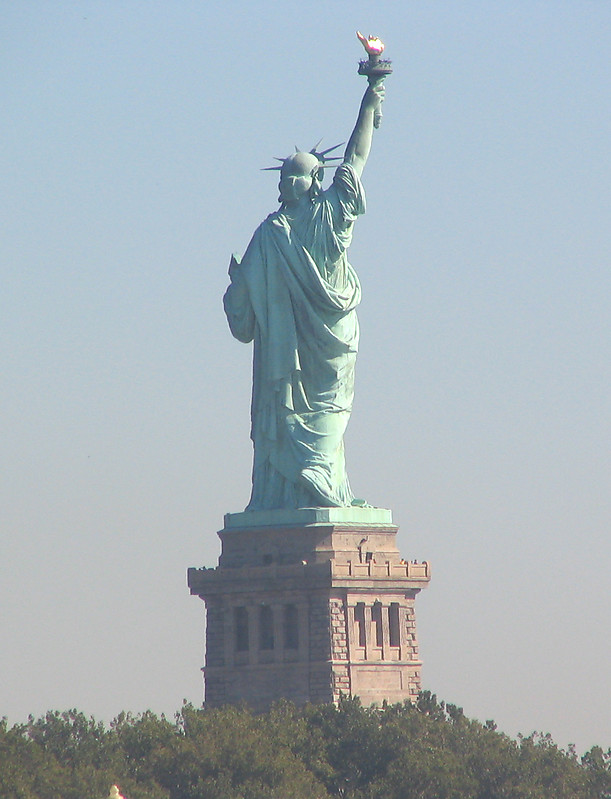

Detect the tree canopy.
[{"left": 1, "top": 694, "right": 609, "bottom": 799}]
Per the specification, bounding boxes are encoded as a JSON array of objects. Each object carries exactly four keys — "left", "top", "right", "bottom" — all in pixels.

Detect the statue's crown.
[{"left": 262, "top": 141, "right": 344, "bottom": 179}]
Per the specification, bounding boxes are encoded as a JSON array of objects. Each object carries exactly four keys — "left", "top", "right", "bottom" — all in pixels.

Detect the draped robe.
[{"left": 223, "top": 163, "right": 365, "bottom": 510}]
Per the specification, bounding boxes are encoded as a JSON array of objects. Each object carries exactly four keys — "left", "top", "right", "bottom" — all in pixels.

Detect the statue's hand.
[{"left": 364, "top": 79, "right": 385, "bottom": 112}]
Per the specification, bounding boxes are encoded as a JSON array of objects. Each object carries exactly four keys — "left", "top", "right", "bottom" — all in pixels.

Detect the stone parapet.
[{"left": 188, "top": 559, "right": 430, "bottom": 599}]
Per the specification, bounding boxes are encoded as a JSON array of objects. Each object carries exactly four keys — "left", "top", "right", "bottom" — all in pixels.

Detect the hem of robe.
[{"left": 245, "top": 457, "right": 355, "bottom": 511}]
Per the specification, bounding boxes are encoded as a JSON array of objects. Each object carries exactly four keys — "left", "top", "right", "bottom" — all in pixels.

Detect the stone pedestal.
[{"left": 187, "top": 508, "right": 430, "bottom": 710}]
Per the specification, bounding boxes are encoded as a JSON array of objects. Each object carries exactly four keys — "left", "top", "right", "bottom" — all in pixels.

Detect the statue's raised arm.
[
  {"left": 223, "top": 34, "right": 391, "bottom": 513},
  {"left": 344, "top": 32, "right": 392, "bottom": 176},
  {"left": 343, "top": 78, "right": 386, "bottom": 177}
]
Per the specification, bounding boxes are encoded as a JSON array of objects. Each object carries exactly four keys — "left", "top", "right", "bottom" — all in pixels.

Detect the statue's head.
[
  {"left": 278, "top": 152, "right": 322, "bottom": 203},
  {"left": 263, "top": 142, "right": 344, "bottom": 206}
]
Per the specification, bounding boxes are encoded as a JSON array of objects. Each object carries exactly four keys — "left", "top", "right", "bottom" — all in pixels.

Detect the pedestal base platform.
[{"left": 188, "top": 511, "right": 430, "bottom": 710}]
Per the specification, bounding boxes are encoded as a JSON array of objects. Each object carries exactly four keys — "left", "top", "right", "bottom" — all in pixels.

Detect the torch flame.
[{"left": 356, "top": 31, "right": 385, "bottom": 56}]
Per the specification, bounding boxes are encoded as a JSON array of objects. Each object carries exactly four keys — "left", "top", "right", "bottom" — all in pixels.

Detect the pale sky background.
[{"left": 2, "top": 1, "right": 609, "bottom": 754}]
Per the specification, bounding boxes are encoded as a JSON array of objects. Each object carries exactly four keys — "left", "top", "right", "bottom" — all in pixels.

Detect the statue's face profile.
[{"left": 278, "top": 152, "right": 321, "bottom": 204}]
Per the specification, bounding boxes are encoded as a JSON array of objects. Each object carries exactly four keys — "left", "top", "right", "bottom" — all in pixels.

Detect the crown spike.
[
  {"left": 310, "top": 138, "right": 323, "bottom": 154},
  {"left": 319, "top": 142, "right": 345, "bottom": 157}
]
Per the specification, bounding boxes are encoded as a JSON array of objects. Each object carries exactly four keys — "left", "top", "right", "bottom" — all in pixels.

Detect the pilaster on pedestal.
[{"left": 188, "top": 508, "right": 430, "bottom": 710}]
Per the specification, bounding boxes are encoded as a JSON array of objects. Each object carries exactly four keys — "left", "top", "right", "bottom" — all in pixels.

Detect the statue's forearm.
[
  {"left": 344, "top": 94, "right": 375, "bottom": 177},
  {"left": 343, "top": 82, "right": 383, "bottom": 177}
]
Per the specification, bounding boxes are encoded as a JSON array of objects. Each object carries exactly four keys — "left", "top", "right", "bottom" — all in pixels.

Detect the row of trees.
[{"left": 1, "top": 693, "right": 609, "bottom": 799}]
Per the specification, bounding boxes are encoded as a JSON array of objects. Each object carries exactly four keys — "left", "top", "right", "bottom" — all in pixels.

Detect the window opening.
[
  {"left": 372, "top": 602, "right": 383, "bottom": 647},
  {"left": 284, "top": 604, "right": 299, "bottom": 649},
  {"left": 355, "top": 602, "right": 366, "bottom": 647},
  {"left": 234, "top": 607, "right": 249, "bottom": 652},
  {"left": 389, "top": 603, "right": 400, "bottom": 647},
  {"left": 259, "top": 605, "right": 274, "bottom": 650}
]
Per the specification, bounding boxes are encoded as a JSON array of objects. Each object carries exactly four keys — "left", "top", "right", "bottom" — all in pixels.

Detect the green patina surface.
[
  {"left": 223, "top": 50, "right": 388, "bottom": 513},
  {"left": 224, "top": 506, "right": 393, "bottom": 529}
]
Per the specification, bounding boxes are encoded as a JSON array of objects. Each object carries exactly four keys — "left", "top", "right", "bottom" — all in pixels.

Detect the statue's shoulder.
[
  {"left": 248, "top": 213, "right": 277, "bottom": 240},
  {"left": 319, "top": 163, "right": 362, "bottom": 201},
  {"left": 261, "top": 210, "right": 294, "bottom": 237},
  {"left": 244, "top": 213, "right": 286, "bottom": 256},
  {"left": 325, "top": 162, "right": 366, "bottom": 219},
  {"left": 259, "top": 210, "right": 284, "bottom": 229},
  {"left": 332, "top": 162, "right": 362, "bottom": 189}
]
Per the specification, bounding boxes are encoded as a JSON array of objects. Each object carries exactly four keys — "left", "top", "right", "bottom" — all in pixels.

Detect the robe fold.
[{"left": 223, "top": 163, "right": 366, "bottom": 510}]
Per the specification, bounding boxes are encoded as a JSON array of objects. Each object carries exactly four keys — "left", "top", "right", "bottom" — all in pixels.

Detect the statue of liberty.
[{"left": 223, "top": 35, "right": 389, "bottom": 512}]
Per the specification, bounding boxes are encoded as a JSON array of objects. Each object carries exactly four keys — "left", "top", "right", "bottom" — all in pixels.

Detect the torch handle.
[{"left": 368, "top": 72, "right": 385, "bottom": 129}]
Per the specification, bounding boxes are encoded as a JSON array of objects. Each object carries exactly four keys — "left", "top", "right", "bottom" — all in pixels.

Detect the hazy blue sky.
[{"left": 2, "top": 1, "right": 609, "bottom": 753}]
